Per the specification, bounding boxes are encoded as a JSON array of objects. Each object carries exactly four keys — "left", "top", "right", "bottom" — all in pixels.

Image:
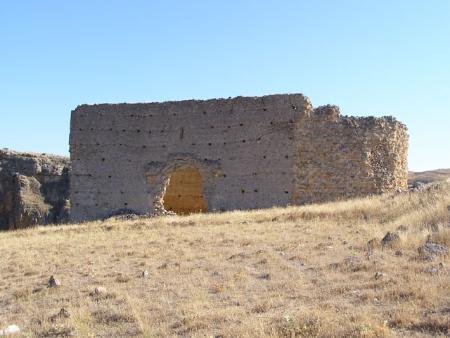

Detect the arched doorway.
[{"left": 162, "top": 166, "right": 208, "bottom": 214}]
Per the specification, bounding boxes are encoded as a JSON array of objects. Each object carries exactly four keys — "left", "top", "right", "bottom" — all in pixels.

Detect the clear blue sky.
[{"left": 1, "top": 1, "right": 449, "bottom": 171}]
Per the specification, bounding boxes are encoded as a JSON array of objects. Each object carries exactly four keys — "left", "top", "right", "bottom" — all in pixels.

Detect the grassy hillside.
[
  {"left": 409, "top": 169, "right": 450, "bottom": 186},
  {"left": 0, "top": 183, "right": 449, "bottom": 337}
]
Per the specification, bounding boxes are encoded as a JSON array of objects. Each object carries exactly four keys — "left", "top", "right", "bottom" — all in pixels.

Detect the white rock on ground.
[{"left": 0, "top": 324, "right": 20, "bottom": 336}]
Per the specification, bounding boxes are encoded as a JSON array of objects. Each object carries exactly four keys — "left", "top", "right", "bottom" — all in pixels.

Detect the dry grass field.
[{"left": 0, "top": 183, "right": 449, "bottom": 338}]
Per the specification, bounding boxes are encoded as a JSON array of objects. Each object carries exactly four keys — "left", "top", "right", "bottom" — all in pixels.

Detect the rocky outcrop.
[{"left": 0, "top": 149, "right": 70, "bottom": 230}]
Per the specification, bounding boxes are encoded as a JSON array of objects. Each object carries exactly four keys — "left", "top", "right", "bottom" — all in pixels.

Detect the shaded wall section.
[{"left": 162, "top": 166, "right": 208, "bottom": 214}]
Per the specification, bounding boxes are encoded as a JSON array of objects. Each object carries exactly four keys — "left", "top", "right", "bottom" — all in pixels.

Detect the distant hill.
[{"left": 408, "top": 168, "right": 450, "bottom": 186}]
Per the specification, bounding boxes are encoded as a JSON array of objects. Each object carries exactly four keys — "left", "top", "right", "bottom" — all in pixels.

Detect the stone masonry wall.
[
  {"left": 292, "top": 105, "right": 408, "bottom": 204},
  {"left": 69, "top": 93, "right": 408, "bottom": 221}
]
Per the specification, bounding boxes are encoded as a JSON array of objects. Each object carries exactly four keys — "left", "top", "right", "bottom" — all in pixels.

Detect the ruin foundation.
[{"left": 69, "top": 93, "right": 408, "bottom": 221}]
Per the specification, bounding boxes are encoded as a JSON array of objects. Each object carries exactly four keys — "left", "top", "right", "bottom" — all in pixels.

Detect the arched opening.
[{"left": 162, "top": 166, "right": 208, "bottom": 214}]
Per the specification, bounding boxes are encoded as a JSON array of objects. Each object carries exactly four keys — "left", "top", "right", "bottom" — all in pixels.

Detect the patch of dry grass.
[
  {"left": 0, "top": 182, "right": 449, "bottom": 337},
  {"left": 409, "top": 169, "right": 450, "bottom": 186}
]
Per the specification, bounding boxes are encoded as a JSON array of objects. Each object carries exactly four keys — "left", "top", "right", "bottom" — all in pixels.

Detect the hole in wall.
[{"left": 162, "top": 167, "right": 208, "bottom": 215}]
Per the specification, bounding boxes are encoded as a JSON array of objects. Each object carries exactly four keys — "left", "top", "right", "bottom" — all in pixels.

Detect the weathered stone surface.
[
  {"left": 381, "top": 231, "right": 400, "bottom": 248},
  {"left": 0, "top": 324, "right": 20, "bottom": 336},
  {"left": 69, "top": 93, "right": 408, "bottom": 221},
  {"left": 48, "top": 275, "right": 61, "bottom": 287},
  {"left": 293, "top": 105, "right": 408, "bottom": 204},
  {"left": 421, "top": 241, "right": 449, "bottom": 256},
  {"left": 0, "top": 149, "right": 70, "bottom": 230}
]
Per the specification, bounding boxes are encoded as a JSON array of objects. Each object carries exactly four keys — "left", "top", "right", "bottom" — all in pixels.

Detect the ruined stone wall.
[
  {"left": 70, "top": 94, "right": 311, "bottom": 221},
  {"left": 69, "top": 93, "right": 408, "bottom": 221},
  {"left": 292, "top": 105, "right": 408, "bottom": 204},
  {"left": 0, "top": 150, "right": 70, "bottom": 230}
]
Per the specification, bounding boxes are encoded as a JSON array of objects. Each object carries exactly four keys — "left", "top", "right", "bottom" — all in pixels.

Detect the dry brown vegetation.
[
  {"left": 409, "top": 168, "right": 450, "bottom": 186},
  {"left": 0, "top": 183, "right": 449, "bottom": 338}
]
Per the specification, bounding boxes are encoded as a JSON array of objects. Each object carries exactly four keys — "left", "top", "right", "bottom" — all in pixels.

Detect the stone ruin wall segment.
[{"left": 69, "top": 93, "right": 408, "bottom": 222}]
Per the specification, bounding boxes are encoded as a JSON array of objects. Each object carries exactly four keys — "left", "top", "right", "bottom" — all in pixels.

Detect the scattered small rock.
[
  {"left": 227, "top": 252, "right": 248, "bottom": 260},
  {"left": 257, "top": 273, "right": 271, "bottom": 280},
  {"left": 141, "top": 270, "right": 149, "bottom": 278},
  {"left": 421, "top": 241, "right": 448, "bottom": 256},
  {"left": 58, "top": 308, "right": 70, "bottom": 318},
  {"left": 394, "top": 250, "right": 403, "bottom": 257},
  {"left": 50, "top": 308, "right": 70, "bottom": 322},
  {"left": 424, "top": 267, "right": 439, "bottom": 275},
  {"left": 374, "top": 271, "right": 384, "bottom": 280},
  {"left": 93, "top": 286, "right": 107, "bottom": 295},
  {"left": 48, "top": 275, "right": 61, "bottom": 287},
  {"left": 381, "top": 232, "right": 400, "bottom": 248},
  {"left": 0, "top": 324, "right": 20, "bottom": 336}
]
